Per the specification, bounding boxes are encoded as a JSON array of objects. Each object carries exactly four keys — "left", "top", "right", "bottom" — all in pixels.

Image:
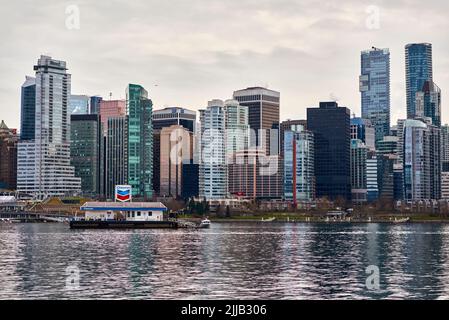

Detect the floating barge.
[{"left": 70, "top": 201, "right": 178, "bottom": 229}]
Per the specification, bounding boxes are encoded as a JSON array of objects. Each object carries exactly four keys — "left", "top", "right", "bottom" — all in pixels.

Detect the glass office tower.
[
  {"left": 307, "top": 102, "right": 351, "bottom": 201},
  {"left": 360, "top": 47, "right": 390, "bottom": 144},
  {"left": 126, "top": 84, "right": 153, "bottom": 199},
  {"left": 405, "top": 43, "right": 433, "bottom": 119}
]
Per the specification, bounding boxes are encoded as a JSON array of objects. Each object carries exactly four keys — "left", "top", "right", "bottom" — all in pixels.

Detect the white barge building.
[{"left": 70, "top": 202, "right": 177, "bottom": 229}]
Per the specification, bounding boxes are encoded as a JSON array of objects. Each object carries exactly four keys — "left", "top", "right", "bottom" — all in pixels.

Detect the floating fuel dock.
[{"left": 69, "top": 201, "right": 178, "bottom": 229}]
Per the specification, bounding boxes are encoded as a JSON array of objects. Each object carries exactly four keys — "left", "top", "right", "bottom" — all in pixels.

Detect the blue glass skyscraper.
[
  {"left": 20, "top": 76, "right": 36, "bottom": 141},
  {"left": 405, "top": 43, "right": 433, "bottom": 119},
  {"left": 360, "top": 47, "right": 390, "bottom": 144}
]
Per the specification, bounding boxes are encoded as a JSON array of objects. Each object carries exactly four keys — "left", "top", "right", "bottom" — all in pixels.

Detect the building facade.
[
  {"left": 20, "top": 76, "right": 36, "bottom": 141},
  {"left": 199, "top": 100, "right": 227, "bottom": 200},
  {"left": 307, "top": 102, "right": 351, "bottom": 201},
  {"left": 0, "top": 121, "right": 18, "bottom": 190},
  {"left": 283, "top": 125, "right": 315, "bottom": 203},
  {"left": 152, "top": 107, "right": 196, "bottom": 196},
  {"left": 403, "top": 119, "right": 441, "bottom": 201},
  {"left": 126, "top": 84, "right": 153, "bottom": 200},
  {"left": 99, "top": 100, "right": 126, "bottom": 136},
  {"left": 233, "top": 87, "right": 280, "bottom": 155},
  {"left": 105, "top": 116, "right": 128, "bottom": 199},
  {"left": 360, "top": 47, "right": 391, "bottom": 143},
  {"left": 159, "top": 125, "right": 193, "bottom": 198},
  {"left": 228, "top": 149, "right": 283, "bottom": 199},
  {"left": 70, "top": 114, "right": 103, "bottom": 197},
  {"left": 351, "top": 117, "right": 376, "bottom": 151},
  {"left": 224, "top": 99, "right": 249, "bottom": 159},
  {"left": 405, "top": 43, "right": 433, "bottom": 119},
  {"left": 350, "top": 139, "right": 368, "bottom": 203},
  {"left": 152, "top": 107, "right": 196, "bottom": 132},
  {"left": 415, "top": 80, "right": 441, "bottom": 127},
  {"left": 17, "top": 55, "right": 81, "bottom": 199}
]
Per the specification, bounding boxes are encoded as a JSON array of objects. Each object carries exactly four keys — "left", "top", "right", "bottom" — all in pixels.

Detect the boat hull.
[{"left": 69, "top": 220, "right": 178, "bottom": 229}]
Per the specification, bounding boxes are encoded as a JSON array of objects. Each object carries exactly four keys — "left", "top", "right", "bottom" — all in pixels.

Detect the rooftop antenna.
[{"left": 109, "top": 92, "right": 112, "bottom": 100}]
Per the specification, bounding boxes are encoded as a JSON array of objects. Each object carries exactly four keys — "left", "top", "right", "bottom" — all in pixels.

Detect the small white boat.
[
  {"left": 393, "top": 217, "right": 410, "bottom": 224},
  {"left": 199, "top": 218, "right": 211, "bottom": 229},
  {"left": 261, "top": 217, "right": 276, "bottom": 222}
]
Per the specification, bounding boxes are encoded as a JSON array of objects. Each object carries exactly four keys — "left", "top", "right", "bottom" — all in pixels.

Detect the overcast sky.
[{"left": 1, "top": 0, "right": 448, "bottom": 129}]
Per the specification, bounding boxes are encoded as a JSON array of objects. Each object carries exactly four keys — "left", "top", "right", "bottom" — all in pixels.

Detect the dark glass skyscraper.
[
  {"left": 405, "top": 43, "right": 433, "bottom": 119},
  {"left": 307, "top": 102, "right": 351, "bottom": 201},
  {"left": 70, "top": 114, "right": 103, "bottom": 197},
  {"left": 360, "top": 48, "right": 390, "bottom": 144},
  {"left": 20, "top": 76, "right": 36, "bottom": 141}
]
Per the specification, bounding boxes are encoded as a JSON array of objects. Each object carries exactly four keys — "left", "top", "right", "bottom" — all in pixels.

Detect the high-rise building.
[
  {"left": 182, "top": 161, "right": 199, "bottom": 199},
  {"left": 105, "top": 116, "right": 128, "bottom": 199},
  {"left": 99, "top": 100, "right": 126, "bottom": 136},
  {"left": 228, "top": 149, "right": 283, "bottom": 199},
  {"left": 377, "top": 136, "right": 399, "bottom": 156},
  {"left": 283, "top": 125, "right": 315, "bottom": 203},
  {"left": 90, "top": 96, "right": 102, "bottom": 114},
  {"left": 17, "top": 55, "right": 81, "bottom": 199},
  {"left": 126, "top": 84, "right": 153, "bottom": 200},
  {"left": 279, "top": 119, "right": 307, "bottom": 155},
  {"left": 415, "top": 80, "right": 441, "bottom": 127},
  {"left": 70, "top": 114, "right": 103, "bottom": 197},
  {"left": 441, "top": 172, "right": 449, "bottom": 200},
  {"left": 20, "top": 76, "right": 36, "bottom": 141},
  {"left": 350, "top": 139, "right": 368, "bottom": 203},
  {"left": 159, "top": 125, "right": 193, "bottom": 198},
  {"left": 366, "top": 151, "right": 379, "bottom": 202},
  {"left": 224, "top": 99, "right": 249, "bottom": 160},
  {"left": 360, "top": 47, "right": 391, "bottom": 143},
  {"left": 307, "top": 102, "right": 351, "bottom": 201},
  {"left": 152, "top": 107, "right": 197, "bottom": 196},
  {"left": 0, "top": 121, "right": 18, "bottom": 190},
  {"left": 69, "top": 95, "right": 90, "bottom": 114},
  {"left": 396, "top": 119, "right": 406, "bottom": 164},
  {"left": 199, "top": 100, "right": 227, "bottom": 200},
  {"left": 377, "top": 136, "right": 400, "bottom": 202},
  {"left": 405, "top": 43, "right": 433, "bottom": 119},
  {"left": 350, "top": 117, "right": 376, "bottom": 151},
  {"left": 153, "top": 107, "right": 196, "bottom": 133},
  {"left": 441, "top": 124, "right": 449, "bottom": 171},
  {"left": 403, "top": 118, "right": 441, "bottom": 201},
  {"left": 233, "top": 87, "right": 280, "bottom": 155}
]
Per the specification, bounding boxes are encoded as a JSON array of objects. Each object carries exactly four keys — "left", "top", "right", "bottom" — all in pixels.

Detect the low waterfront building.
[{"left": 80, "top": 201, "right": 167, "bottom": 221}]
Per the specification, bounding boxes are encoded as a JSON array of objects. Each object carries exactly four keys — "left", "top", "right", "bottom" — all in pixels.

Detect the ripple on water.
[{"left": 1, "top": 222, "right": 449, "bottom": 299}]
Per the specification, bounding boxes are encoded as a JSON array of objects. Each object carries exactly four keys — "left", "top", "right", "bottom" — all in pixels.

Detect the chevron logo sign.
[{"left": 115, "top": 185, "right": 132, "bottom": 202}]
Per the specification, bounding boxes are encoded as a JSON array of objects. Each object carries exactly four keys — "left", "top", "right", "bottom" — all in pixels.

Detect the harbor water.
[{"left": 1, "top": 222, "right": 449, "bottom": 299}]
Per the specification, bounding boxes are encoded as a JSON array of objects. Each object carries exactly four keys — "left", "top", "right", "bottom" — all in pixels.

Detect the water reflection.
[{"left": 1, "top": 222, "right": 449, "bottom": 299}]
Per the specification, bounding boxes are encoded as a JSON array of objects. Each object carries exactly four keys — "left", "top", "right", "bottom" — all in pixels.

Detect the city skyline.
[{"left": 1, "top": 1, "right": 449, "bottom": 130}]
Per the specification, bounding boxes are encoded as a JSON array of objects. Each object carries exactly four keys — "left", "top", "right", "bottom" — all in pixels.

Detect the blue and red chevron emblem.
[{"left": 115, "top": 185, "right": 132, "bottom": 202}]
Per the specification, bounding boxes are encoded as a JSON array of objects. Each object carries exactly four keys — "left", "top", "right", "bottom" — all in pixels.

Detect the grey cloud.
[{"left": 1, "top": 0, "right": 448, "bottom": 128}]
